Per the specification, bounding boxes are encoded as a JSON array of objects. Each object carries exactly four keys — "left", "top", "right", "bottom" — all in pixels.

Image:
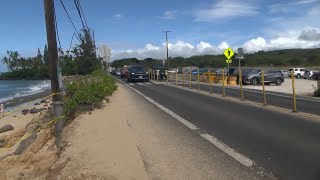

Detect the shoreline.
[{"left": 2, "top": 90, "right": 52, "bottom": 112}]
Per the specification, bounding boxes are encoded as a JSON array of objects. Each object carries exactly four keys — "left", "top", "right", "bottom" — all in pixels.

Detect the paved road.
[
  {"left": 115, "top": 76, "right": 320, "bottom": 180},
  {"left": 155, "top": 77, "right": 320, "bottom": 116}
]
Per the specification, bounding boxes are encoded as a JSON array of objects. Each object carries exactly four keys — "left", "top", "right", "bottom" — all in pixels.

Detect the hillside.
[{"left": 112, "top": 48, "right": 320, "bottom": 69}]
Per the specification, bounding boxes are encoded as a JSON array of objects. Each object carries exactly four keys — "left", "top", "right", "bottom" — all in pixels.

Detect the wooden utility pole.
[{"left": 44, "top": 0, "right": 63, "bottom": 147}]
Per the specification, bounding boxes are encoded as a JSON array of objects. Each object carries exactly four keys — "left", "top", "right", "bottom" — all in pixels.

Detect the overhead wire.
[
  {"left": 58, "top": 0, "right": 81, "bottom": 41},
  {"left": 73, "top": 0, "right": 87, "bottom": 31},
  {"left": 76, "top": 0, "right": 89, "bottom": 30}
]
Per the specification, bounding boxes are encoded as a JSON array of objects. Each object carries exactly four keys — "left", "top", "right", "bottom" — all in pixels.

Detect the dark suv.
[
  {"left": 243, "top": 70, "right": 284, "bottom": 85},
  {"left": 127, "top": 65, "right": 149, "bottom": 82}
]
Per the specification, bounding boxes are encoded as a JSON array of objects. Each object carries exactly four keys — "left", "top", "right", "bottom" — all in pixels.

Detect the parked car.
[
  {"left": 304, "top": 70, "right": 318, "bottom": 79},
  {"left": 288, "top": 68, "right": 307, "bottom": 79},
  {"left": 115, "top": 69, "right": 121, "bottom": 76},
  {"left": 152, "top": 65, "right": 168, "bottom": 79},
  {"left": 243, "top": 70, "right": 284, "bottom": 85},
  {"left": 120, "top": 67, "right": 129, "bottom": 78},
  {"left": 127, "top": 65, "right": 149, "bottom": 82},
  {"left": 311, "top": 72, "right": 320, "bottom": 80},
  {"left": 280, "top": 70, "right": 289, "bottom": 77},
  {"left": 233, "top": 68, "right": 259, "bottom": 84}
]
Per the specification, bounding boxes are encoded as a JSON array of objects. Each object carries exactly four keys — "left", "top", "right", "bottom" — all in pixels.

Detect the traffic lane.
[
  {"left": 131, "top": 83, "right": 320, "bottom": 180},
  {"left": 184, "top": 82, "right": 320, "bottom": 116},
  {"left": 123, "top": 82, "right": 265, "bottom": 180}
]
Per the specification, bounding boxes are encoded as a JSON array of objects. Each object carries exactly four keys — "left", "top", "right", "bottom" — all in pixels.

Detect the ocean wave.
[{"left": 0, "top": 81, "right": 51, "bottom": 104}]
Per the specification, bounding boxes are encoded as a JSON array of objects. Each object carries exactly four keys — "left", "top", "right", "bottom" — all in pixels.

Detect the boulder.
[
  {"left": 21, "top": 109, "right": 29, "bottom": 115},
  {"left": 40, "top": 100, "right": 47, "bottom": 104},
  {"left": 0, "top": 124, "right": 14, "bottom": 134},
  {"left": 14, "top": 133, "right": 37, "bottom": 155},
  {"left": 4, "top": 129, "right": 26, "bottom": 148},
  {"left": 25, "top": 123, "right": 39, "bottom": 134},
  {"left": 29, "top": 108, "right": 46, "bottom": 114},
  {"left": 34, "top": 103, "right": 40, "bottom": 106}
]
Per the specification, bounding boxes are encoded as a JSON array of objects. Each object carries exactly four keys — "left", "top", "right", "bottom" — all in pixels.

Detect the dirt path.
[{"left": 54, "top": 83, "right": 149, "bottom": 179}]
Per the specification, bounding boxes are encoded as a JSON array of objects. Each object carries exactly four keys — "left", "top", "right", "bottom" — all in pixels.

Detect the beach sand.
[{"left": 0, "top": 96, "right": 53, "bottom": 157}]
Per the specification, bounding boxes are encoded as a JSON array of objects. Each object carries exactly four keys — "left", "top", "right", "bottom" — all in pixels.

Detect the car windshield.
[{"left": 131, "top": 66, "right": 145, "bottom": 72}]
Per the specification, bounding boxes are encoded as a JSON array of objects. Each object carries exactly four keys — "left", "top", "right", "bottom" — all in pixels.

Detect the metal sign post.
[{"left": 100, "top": 45, "right": 111, "bottom": 72}]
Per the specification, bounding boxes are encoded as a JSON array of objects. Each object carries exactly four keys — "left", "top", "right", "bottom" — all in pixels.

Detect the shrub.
[
  {"left": 64, "top": 69, "right": 117, "bottom": 120},
  {"left": 314, "top": 89, "right": 320, "bottom": 97}
]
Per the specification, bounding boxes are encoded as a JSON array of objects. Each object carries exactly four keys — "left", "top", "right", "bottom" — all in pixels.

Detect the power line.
[
  {"left": 76, "top": 0, "right": 89, "bottom": 30},
  {"left": 58, "top": 0, "right": 81, "bottom": 41},
  {"left": 73, "top": 0, "right": 86, "bottom": 30}
]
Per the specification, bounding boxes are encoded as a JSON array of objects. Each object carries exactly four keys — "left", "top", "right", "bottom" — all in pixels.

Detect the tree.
[
  {"left": 43, "top": 44, "right": 49, "bottom": 65},
  {"left": 71, "top": 29, "right": 100, "bottom": 74},
  {"left": 37, "top": 48, "right": 42, "bottom": 59}
]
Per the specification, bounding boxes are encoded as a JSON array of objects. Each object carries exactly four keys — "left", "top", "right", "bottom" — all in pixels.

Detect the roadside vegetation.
[
  {"left": 0, "top": 29, "right": 101, "bottom": 79},
  {"left": 64, "top": 69, "right": 117, "bottom": 120},
  {"left": 112, "top": 48, "right": 320, "bottom": 69}
]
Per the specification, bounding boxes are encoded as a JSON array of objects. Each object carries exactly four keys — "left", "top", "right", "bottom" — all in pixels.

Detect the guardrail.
[{"left": 162, "top": 69, "right": 320, "bottom": 113}]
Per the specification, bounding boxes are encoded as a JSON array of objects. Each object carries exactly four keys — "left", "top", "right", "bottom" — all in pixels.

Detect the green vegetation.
[
  {"left": 1, "top": 29, "right": 101, "bottom": 80},
  {"left": 112, "top": 48, "right": 320, "bottom": 69},
  {"left": 314, "top": 89, "right": 320, "bottom": 97},
  {"left": 63, "top": 69, "right": 117, "bottom": 120}
]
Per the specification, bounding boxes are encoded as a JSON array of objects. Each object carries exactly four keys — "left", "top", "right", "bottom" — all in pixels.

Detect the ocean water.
[{"left": 0, "top": 80, "right": 51, "bottom": 104}]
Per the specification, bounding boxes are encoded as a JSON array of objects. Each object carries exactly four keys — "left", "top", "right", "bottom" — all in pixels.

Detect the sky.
[{"left": 0, "top": 0, "right": 320, "bottom": 72}]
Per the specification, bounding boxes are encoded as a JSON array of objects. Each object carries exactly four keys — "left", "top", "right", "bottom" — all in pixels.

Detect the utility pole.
[
  {"left": 163, "top": 30, "right": 171, "bottom": 67},
  {"left": 43, "top": 0, "right": 64, "bottom": 148}
]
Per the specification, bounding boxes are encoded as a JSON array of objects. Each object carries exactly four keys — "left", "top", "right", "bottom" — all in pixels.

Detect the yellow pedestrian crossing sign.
[
  {"left": 226, "top": 59, "right": 232, "bottom": 64},
  {"left": 224, "top": 48, "right": 234, "bottom": 59}
]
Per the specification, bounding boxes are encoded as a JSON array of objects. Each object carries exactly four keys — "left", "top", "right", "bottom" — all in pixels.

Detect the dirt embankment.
[{"left": 0, "top": 82, "right": 149, "bottom": 179}]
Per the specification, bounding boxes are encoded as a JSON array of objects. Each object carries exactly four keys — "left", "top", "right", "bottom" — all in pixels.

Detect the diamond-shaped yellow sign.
[
  {"left": 226, "top": 59, "right": 232, "bottom": 64},
  {"left": 224, "top": 48, "right": 234, "bottom": 60}
]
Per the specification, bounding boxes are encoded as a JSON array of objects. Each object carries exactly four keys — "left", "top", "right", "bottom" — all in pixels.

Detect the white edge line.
[
  {"left": 200, "top": 134, "right": 254, "bottom": 167},
  {"left": 116, "top": 78, "right": 254, "bottom": 167}
]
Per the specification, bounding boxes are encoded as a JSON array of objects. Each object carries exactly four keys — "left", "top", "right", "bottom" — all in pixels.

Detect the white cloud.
[
  {"left": 243, "top": 37, "right": 266, "bottom": 52},
  {"left": 111, "top": 41, "right": 229, "bottom": 60},
  {"left": 110, "top": 27, "right": 320, "bottom": 60},
  {"left": 112, "top": 14, "right": 124, "bottom": 19},
  {"left": 296, "top": 0, "right": 319, "bottom": 4},
  {"left": 159, "top": 10, "right": 178, "bottom": 20},
  {"left": 194, "top": 0, "right": 258, "bottom": 22},
  {"left": 243, "top": 27, "right": 320, "bottom": 53},
  {"left": 218, "top": 41, "right": 229, "bottom": 49}
]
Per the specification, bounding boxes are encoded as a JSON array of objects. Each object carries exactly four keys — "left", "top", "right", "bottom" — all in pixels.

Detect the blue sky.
[{"left": 1, "top": 0, "right": 320, "bottom": 71}]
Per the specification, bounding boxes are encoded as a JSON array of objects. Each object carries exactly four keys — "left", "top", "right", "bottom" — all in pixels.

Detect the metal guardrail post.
[
  {"left": 222, "top": 69, "right": 226, "bottom": 97},
  {"left": 198, "top": 68, "right": 200, "bottom": 91},
  {"left": 209, "top": 69, "right": 212, "bottom": 94},
  {"left": 261, "top": 71, "right": 267, "bottom": 106},
  {"left": 189, "top": 68, "right": 192, "bottom": 89},
  {"left": 166, "top": 70, "right": 168, "bottom": 83},
  {"left": 239, "top": 70, "right": 244, "bottom": 101},
  {"left": 291, "top": 71, "right": 297, "bottom": 112},
  {"left": 176, "top": 72, "right": 178, "bottom": 86}
]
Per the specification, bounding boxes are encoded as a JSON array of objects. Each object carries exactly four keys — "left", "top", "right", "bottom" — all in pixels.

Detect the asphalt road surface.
[
  {"left": 115, "top": 76, "right": 320, "bottom": 180},
  {"left": 156, "top": 77, "right": 320, "bottom": 116}
]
